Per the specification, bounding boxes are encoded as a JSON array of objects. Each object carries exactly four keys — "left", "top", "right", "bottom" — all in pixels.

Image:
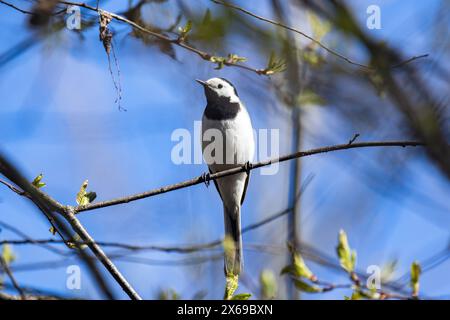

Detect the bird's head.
[{"left": 196, "top": 77, "right": 240, "bottom": 103}]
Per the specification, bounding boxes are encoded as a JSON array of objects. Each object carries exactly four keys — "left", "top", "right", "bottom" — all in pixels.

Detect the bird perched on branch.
[{"left": 197, "top": 77, "right": 255, "bottom": 277}]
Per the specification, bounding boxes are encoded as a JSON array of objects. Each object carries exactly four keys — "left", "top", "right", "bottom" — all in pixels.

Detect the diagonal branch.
[
  {"left": 0, "top": 255, "right": 26, "bottom": 299},
  {"left": 0, "top": 153, "right": 140, "bottom": 300}
]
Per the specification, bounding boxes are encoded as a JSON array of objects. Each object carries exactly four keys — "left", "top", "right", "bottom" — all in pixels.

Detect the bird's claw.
[
  {"left": 244, "top": 161, "right": 253, "bottom": 175},
  {"left": 202, "top": 172, "right": 211, "bottom": 187}
]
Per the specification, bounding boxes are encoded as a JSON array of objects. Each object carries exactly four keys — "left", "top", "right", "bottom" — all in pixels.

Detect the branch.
[
  {"left": 0, "top": 0, "right": 268, "bottom": 74},
  {"left": 211, "top": 0, "right": 428, "bottom": 69},
  {"left": 0, "top": 207, "right": 293, "bottom": 253},
  {"left": 0, "top": 0, "right": 65, "bottom": 16},
  {"left": 0, "top": 0, "right": 34, "bottom": 15},
  {"left": 52, "top": 1, "right": 268, "bottom": 75},
  {"left": 0, "top": 153, "right": 139, "bottom": 300},
  {"left": 75, "top": 141, "right": 424, "bottom": 212},
  {"left": 0, "top": 256, "right": 26, "bottom": 300},
  {"left": 0, "top": 178, "right": 26, "bottom": 196},
  {"left": 0, "top": 220, "right": 67, "bottom": 256},
  {"left": 0, "top": 292, "right": 61, "bottom": 300},
  {"left": 0, "top": 141, "right": 425, "bottom": 299}
]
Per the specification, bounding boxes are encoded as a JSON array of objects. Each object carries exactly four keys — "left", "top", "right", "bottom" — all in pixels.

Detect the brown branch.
[
  {"left": 0, "top": 153, "right": 137, "bottom": 300},
  {"left": 63, "top": 206, "right": 142, "bottom": 300},
  {"left": 54, "top": 0, "right": 268, "bottom": 75},
  {"left": 75, "top": 141, "right": 424, "bottom": 212},
  {"left": 0, "top": 0, "right": 267, "bottom": 74},
  {"left": 0, "top": 0, "right": 65, "bottom": 16},
  {"left": 0, "top": 178, "right": 26, "bottom": 196},
  {"left": 0, "top": 141, "right": 425, "bottom": 299},
  {"left": 0, "top": 292, "right": 61, "bottom": 300},
  {"left": 0, "top": 220, "right": 67, "bottom": 256},
  {"left": 310, "top": 278, "right": 413, "bottom": 300},
  {"left": 0, "top": 207, "right": 293, "bottom": 253},
  {"left": 0, "top": 256, "right": 26, "bottom": 300},
  {"left": 211, "top": 0, "right": 428, "bottom": 69},
  {"left": 0, "top": 0, "right": 34, "bottom": 15}
]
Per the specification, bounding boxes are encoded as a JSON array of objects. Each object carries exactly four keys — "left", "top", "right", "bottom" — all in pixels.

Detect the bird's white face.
[{"left": 199, "top": 77, "right": 240, "bottom": 103}]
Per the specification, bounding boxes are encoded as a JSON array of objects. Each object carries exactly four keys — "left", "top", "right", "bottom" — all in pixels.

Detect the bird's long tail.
[{"left": 223, "top": 205, "right": 242, "bottom": 276}]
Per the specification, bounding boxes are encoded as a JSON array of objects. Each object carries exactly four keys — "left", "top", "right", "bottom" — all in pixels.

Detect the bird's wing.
[
  {"left": 240, "top": 172, "right": 250, "bottom": 205},
  {"left": 209, "top": 168, "right": 224, "bottom": 202}
]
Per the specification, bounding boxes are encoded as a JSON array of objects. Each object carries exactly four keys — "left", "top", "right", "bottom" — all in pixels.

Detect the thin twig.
[
  {"left": 0, "top": 291, "right": 60, "bottom": 300},
  {"left": 0, "top": 207, "right": 293, "bottom": 253},
  {"left": 211, "top": 0, "right": 428, "bottom": 69},
  {"left": 55, "top": 0, "right": 268, "bottom": 74},
  {"left": 0, "top": 178, "right": 26, "bottom": 196},
  {"left": 0, "top": 256, "right": 26, "bottom": 299},
  {"left": 0, "top": 0, "right": 34, "bottom": 15},
  {"left": 0, "top": 0, "right": 65, "bottom": 15},
  {"left": 0, "top": 220, "right": 67, "bottom": 256},
  {"left": 75, "top": 141, "right": 424, "bottom": 212},
  {"left": 0, "top": 154, "right": 125, "bottom": 300},
  {"left": 0, "top": 141, "right": 426, "bottom": 299},
  {"left": 63, "top": 206, "right": 142, "bottom": 299},
  {"left": 0, "top": 179, "right": 73, "bottom": 247}
]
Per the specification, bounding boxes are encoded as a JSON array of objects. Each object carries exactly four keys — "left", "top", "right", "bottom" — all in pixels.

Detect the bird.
[{"left": 197, "top": 77, "right": 255, "bottom": 277}]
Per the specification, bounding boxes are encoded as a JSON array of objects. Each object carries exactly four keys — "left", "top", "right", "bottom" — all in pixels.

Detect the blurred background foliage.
[{"left": 0, "top": 0, "right": 449, "bottom": 299}]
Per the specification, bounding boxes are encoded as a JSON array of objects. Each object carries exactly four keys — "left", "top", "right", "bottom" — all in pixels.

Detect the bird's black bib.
[{"left": 204, "top": 96, "right": 241, "bottom": 120}]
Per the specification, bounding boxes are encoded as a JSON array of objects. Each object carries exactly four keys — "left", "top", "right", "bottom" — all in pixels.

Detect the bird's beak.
[{"left": 196, "top": 79, "right": 208, "bottom": 87}]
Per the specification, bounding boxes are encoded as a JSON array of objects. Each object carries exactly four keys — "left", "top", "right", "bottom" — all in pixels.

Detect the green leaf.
[
  {"left": 224, "top": 273, "right": 239, "bottom": 300},
  {"left": 49, "top": 226, "right": 57, "bottom": 235},
  {"left": 381, "top": 259, "right": 398, "bottom": 282},
  {"left": 227, "top": 53, "right": 246, "bottom": 63},
  {"left": 345, "top": 290, "right": 362, "bottom": 300},
  {"left": 260, "top": 269, "right": 277, "bottom": 299},
  {"left": 178, "top": 20, "right": 192, "bottom": 40},
  {"left": 85, "top": 191, "right": 97, "bottom": 203},
  {"left": 231, "top": 293, "right": 251, "bottom": 300},
  {"left": 336, "top": 229, "right": 357, "bottom": 273},
  {"left": 307, "top": 13, "right": 331, "bottom": 42},
  {"left": 66, "top": 233, "right": 88, "bottom": 250},
  {"left": 301, "top": 49, "right": 320, "bottom": 66},
  {"left": 158, "top": 288, "right": 180, "bottom": 300},
  {"left": 1, "top": 244, "right": 16, "bottom": 265},
  {"left": 293, "top": 279, "right": 322, "bottom": 293},
  {"left": 265, "top": 52, "right": 286, "bottom": 75},
  {"left": 297, "top": 89, "right": 326, "bottom": 106},
  {"left": 76, "top": 180, "right": 96, "bottom": 206},
  {"left": 410, "top": 261, "right": 421, "bottom": 297},
  {"left": 210, "top": 54, "right": 247, "bottom": 70},
  {"left": 281, "top": 251, "right": 316, "bottom": 282},
  {"left": 31, "top": 173, "right": 46, "bottom": 188},
  {"left": 368, "top": 70, "right": 386, "bottom": 97}
]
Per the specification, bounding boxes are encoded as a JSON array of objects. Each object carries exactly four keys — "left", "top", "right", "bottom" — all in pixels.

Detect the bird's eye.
[{"left": 218, "top": 84, "right": 223, "bottom": 89}]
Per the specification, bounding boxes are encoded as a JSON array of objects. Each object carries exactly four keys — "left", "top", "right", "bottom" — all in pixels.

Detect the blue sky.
[{"left": 0, "top": 0, "right": 449, "bottom": 299}]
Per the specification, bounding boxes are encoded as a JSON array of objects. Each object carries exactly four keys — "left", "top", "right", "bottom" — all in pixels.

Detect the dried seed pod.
[{"left": 99, "top": 11, "right": 113, "bottom": 54}]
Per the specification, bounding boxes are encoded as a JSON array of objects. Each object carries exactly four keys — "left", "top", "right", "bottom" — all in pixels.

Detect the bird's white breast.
[{"left": 201, "top": 107, "right": 255, "bottom": 170}]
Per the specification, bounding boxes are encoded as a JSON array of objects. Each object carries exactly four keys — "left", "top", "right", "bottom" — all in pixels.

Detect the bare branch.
[
  {"left": 63, "top": 206, "right": 142, "bottom": 300},
  {"left": 0, "top": 206, "right": 293, "bottom": 254},
  {"left": 0, "top": 153, "right": 128, "bottom": 300},
  {"left": 0, "top": 292, "right": 61, "bottom": 300},
  {"left": 0, "top": 256, "right": 26, "bottom": 299},
  {"left": 55, "top": 1, "right": 269, "bottom": 75},
  {"left": 211, "top": 0, "right": 428, "bottom": 69},
  {"left": 0, "top": 0, "right": 34, "bottom": 15},
  {"left": 0, "top": 178, "right": 26, "bottom": 196},
  {"left": 75, "top": 141, "right": 424, "bottom": 212}
]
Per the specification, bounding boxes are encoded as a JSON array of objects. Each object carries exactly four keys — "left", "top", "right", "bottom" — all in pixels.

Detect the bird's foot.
[
  {"left": 202, "top": 172, "right": 211, "bottom": 187},
  {"left": 243, "top": 161, "right": 253, "bottom": 175}
]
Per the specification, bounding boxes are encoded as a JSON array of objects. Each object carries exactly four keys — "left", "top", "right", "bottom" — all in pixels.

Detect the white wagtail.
[{"left": 197, "top": 77, "right": 255, "bottom": 276}]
